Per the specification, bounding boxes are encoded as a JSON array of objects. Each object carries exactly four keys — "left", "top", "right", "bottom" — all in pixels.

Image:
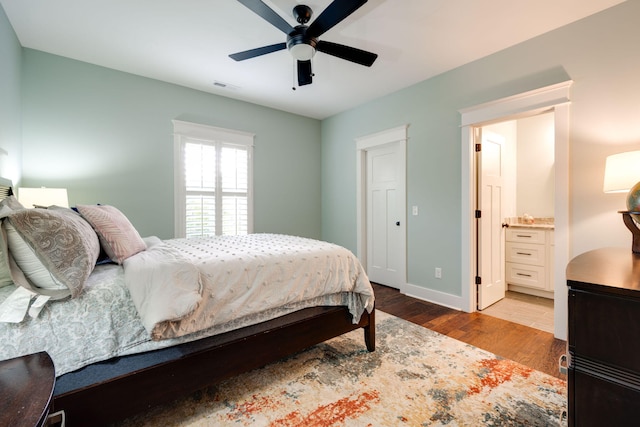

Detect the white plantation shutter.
[
  {"left": 185, "top": 143, "right": 216, "bottom": 237},
  {"left": 221, "top": 147, "right": 248, "bottom": 235},
  {"left": 173, "top": 120, "right": 253, "bottom": 238}
]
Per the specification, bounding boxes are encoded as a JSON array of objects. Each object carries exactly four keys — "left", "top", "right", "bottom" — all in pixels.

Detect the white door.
[
  {"left": 477, "top": 130, "right": 506, "bottom": 309},
  {"left": 366, "top": 142, "right": 404, "bottom": 288}
]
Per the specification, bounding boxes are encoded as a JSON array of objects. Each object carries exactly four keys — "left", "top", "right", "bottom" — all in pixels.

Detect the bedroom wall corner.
[{"left": 0, "top": 4, "right": 22, "bottom": 185}]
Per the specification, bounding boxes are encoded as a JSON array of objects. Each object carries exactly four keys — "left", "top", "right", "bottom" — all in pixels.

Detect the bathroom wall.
[
  {"left": 484, "top": 112, "right": 555, "bottom": 221},
  {"left": 516, "top": 113, "right": 555, "bottom": 217}
]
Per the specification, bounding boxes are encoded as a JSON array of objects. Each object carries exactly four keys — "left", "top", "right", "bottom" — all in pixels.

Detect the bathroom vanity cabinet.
[{"left": 505, "top": 226, "right": 554, "bottom": 298}]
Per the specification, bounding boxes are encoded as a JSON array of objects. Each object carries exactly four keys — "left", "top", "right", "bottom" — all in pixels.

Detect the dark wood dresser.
[{"left": 566, "top": 247, "right": 640, "bottom": 426}]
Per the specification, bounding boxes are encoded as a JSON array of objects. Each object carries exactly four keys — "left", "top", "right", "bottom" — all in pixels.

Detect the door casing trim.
[{"left": 459, "top": 81, "right": 572, "bottom": 340}]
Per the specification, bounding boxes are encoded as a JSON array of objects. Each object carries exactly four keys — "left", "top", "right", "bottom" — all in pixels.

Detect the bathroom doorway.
[
  {"left": 460, "top": 81, "right": 571, "bottom": 340},
  {"left": 477, "top": 112, "right": 555, "bottom": 332}
]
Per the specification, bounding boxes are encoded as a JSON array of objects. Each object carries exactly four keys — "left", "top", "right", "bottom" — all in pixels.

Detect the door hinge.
[
  {"left": 475, "top": 276, "right": 482, "bottom": 285},
  {"left": 475, "top": 210, "right": 481, "bottom": 219},
  {"left": 475, "top": 143, "right": 482, "bottom": 152}
]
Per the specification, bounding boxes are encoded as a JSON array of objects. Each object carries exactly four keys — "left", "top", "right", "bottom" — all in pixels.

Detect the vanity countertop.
[
  {"left": 505, "top": 217, "right": 554, "bottom": 230},
  {"left": 508, "top": 223, "right": 554, "bottom": 230}
]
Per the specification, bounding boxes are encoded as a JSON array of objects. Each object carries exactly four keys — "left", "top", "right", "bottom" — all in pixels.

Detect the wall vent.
[{"left": 213, "top": 81, "right": 240, "bottom": 90}]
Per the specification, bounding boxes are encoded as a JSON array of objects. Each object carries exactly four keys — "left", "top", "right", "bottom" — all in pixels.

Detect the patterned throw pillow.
[
  {"left": 4, "top": 207, "right": 100, "bottom": 297},
  {"left": 76, "top": 205, "right": 146, "bottom": 264}
]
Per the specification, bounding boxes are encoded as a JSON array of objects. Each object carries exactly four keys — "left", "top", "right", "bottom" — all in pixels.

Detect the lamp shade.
[
  {"left": 603, "top": 150, "right": 640, "bottom": 193},
  {"left": 18, "top": 187, "right": 69, "bottom": 208}
]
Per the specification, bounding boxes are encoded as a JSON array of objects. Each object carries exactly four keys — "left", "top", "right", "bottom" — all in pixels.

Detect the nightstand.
[{"left": 0, "top": 352, "right": 56, "bottom": 427}]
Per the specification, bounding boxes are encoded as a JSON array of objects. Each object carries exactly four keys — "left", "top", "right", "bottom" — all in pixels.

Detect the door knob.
[{"left": 396, "top": 221, "right": 400, "bottom": 226}]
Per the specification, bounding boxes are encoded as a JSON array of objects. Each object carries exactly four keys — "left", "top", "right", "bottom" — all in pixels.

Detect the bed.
[{"left": 0, "top": 180, "right": 375, "bottom": 426}]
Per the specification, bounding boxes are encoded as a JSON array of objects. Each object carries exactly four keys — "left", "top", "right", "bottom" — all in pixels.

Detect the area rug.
[{"left": 116, "top": 311, "right": 567, "bottom": 426}]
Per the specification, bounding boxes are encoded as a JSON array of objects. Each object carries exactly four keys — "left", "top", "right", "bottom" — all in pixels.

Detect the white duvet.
[{"left": 124, "top": 234, "right": 375, "bottom": 340}]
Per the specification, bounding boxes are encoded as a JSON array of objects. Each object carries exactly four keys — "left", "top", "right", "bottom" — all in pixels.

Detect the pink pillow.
[{"left": 76, "top": 205, "right": 146, "bottom": 264}]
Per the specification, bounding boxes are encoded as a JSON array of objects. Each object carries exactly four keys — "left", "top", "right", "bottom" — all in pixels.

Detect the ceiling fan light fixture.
[
  {"left": 287, "top": 30, "right": 317, "bottom": 61},
  {"left": 289, "top": 42, "right": 316, "bottom": 61}
]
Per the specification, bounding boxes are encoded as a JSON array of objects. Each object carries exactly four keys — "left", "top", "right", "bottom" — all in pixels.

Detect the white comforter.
[{"left": 124, "top": 234, "right": 375, "bottom": 340}]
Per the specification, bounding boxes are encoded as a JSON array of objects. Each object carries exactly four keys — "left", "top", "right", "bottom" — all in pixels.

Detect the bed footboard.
[{"left": 51, "top": 306, "right": 375, "bottom": 426}]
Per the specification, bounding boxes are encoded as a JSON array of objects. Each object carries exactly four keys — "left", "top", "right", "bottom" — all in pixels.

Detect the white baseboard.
[{"left": 401, "top": 283, "right": 464, "bottom": 311}]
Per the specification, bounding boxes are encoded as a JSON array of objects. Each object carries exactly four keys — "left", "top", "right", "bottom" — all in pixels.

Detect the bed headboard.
[{"left": 0, "top": 177, "right": 14, "bottom": 200}]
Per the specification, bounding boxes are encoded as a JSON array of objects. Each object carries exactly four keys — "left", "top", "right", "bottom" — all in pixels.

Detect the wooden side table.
[{"left": 0, "top": 352, "right": 56, "bottom": 427}]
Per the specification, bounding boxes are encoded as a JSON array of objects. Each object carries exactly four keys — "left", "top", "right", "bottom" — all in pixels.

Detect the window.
[{"left": 173, "top": 120, "right": 254, "bottom": 238}]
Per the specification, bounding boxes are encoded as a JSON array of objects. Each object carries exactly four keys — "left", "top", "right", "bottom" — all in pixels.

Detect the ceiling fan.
[{"left": 229, "top": 0, "right": 378, "bottom": 88}]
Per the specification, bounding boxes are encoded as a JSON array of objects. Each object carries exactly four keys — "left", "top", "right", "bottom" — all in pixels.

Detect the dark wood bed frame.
[
  {"left": 0, "top": 183, "right": 374, "bottom": 425},
  {"left": 51, "top": 305, "right": 375, "bottom": 426}
]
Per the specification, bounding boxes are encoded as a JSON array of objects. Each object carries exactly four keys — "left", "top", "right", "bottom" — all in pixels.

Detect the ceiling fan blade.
[
  {"left": 317, "top": 41, "right": 378, "bottom": 67},
  {"left": 229, "top": 43, "right": 286, "bottom": 61},
  {"left": 297, "top": 60, "right": 313, "bottom": 86},
  {"left": 307, "top": 0, "right": 367, "bottom": 39},
  {"left": 236, "top": 0, "right": 294, "bottom": 34}
]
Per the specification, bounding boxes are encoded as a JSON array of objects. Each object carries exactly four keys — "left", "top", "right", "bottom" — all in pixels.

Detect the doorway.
[
  {"left": 366, "top": 143, "right": 404, "bottom": 288},
  {"left": 477, "top": 113, "right": 555, "bottom": 331},
  {"left": 356, "top": 125, "right": 408, "bottom": 291},
  {"left": 459, "top": 81, "right": 572, "bottom": 340}
]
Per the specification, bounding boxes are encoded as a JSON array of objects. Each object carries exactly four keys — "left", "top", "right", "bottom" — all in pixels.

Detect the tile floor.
[{"left": 481, "top": 290, "right": 554, "bottom": 333}]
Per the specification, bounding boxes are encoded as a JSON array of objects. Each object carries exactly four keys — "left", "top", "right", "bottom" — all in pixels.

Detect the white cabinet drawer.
[
  {"left": 506, "top": 242, "right": 546, "bottom": 266},
  {"left": 506, "top": 228, "right": 546, "bottom": 244},
  {"left": 506, "top": 263, "right": 546, "bottom": 290}
]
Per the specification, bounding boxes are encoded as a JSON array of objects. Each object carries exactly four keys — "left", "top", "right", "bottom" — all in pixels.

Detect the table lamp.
[
  {"left": 18, "top": 187, "right": 69, "bottom": 209},
  {"left": 603, "top": 150, "right": 640, "bottom": 252}
]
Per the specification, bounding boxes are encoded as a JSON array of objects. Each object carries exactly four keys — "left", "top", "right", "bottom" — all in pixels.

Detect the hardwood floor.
[{"left": 372, "top": 283, "right": 567, "bottom": 380}]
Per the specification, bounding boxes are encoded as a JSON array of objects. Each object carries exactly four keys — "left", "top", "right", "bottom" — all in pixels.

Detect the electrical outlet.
[
  {"left": 412, "top": 206, "right": 418, "bottom": 216},
  {"left": 435, "top": 267, "right": 442, "bottom": 279}
]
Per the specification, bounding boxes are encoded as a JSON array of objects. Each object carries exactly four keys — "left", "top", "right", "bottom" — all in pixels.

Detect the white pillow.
[
  {"left": 0, "top": 195, "right": 25, "bottom": 288},
  {"left": 0, "top": 225, "right": 14, "bottom": 288},
  {"left": 4, "top": 222, "right": 67, "bottom": 290}
]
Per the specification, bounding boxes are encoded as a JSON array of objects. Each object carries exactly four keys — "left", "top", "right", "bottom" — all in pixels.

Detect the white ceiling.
[{"left": 1, "top": 0, "right": 626, "bottom": 119}]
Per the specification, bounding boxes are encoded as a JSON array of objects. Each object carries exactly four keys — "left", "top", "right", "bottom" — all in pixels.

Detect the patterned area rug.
[{"left": 116, "top": 311, "right": 567, "bottom": 426}]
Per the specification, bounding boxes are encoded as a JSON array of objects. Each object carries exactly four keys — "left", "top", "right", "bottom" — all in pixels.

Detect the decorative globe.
[{"left": 626, "top": 181, "right": 640, "bottom": 224}]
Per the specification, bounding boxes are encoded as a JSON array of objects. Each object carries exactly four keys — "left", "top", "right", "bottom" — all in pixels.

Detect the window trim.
[{"left": 173, "top": 120, "right": 254, "bottom": 238}]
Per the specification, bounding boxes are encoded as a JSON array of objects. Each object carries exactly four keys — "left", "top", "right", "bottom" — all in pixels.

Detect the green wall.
[
  {"left": 0, "top": 5, "right": 22, "bottom": 185},
  {"left": 321, "top": 1, "right": 640, "bottom": 298},
  {"left": 6, "top": 1, "right": 640, "bottom": 307},
  {"left": 20, "top": 50, "right": 321, "bottom": 239}
]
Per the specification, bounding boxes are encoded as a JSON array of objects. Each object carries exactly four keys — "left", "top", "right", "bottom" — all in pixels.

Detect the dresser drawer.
[
  {"left": 569, "top": 289, "right": 640, "bottom": 372},
  {"left": 505, "top": 242, "right": 546, "bottom": 266},
  {"left": 506, "top": 263, "right": 546, "bottom": 289},
  {"left": 570, "top": 369, "right": 640, "bottom": 427},
  {"left": 506, "top": 228, "right": 546, "bottom": 244}
]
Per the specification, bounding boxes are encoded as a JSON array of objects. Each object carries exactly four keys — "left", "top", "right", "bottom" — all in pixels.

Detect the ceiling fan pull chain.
[{"left": 292, "top": 58, "right": 297, "bottom": 90}]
